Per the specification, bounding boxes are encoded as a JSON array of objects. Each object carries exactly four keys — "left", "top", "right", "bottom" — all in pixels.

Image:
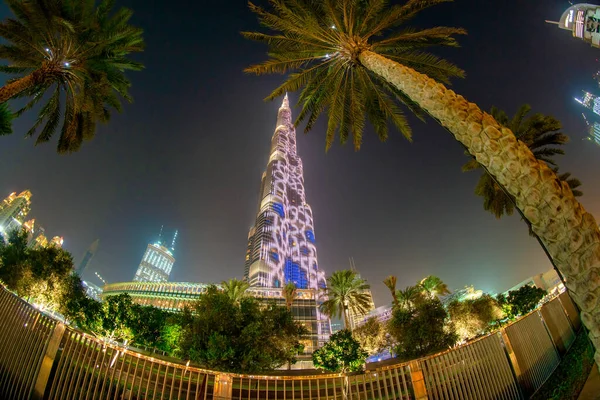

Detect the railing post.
[
  {"left": 409, "top": 361, "right": 428, "bottom": 400},
  {"left": 214, "top": 373, "right": 233, "bottom": 400},
  {"left": 31, "top": 322, "right": 66, "bottom": 400}
]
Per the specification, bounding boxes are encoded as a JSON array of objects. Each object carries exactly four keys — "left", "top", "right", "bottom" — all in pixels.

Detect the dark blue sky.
[{"left": 1, "top": 0, "right": 599, "bottom": 306}]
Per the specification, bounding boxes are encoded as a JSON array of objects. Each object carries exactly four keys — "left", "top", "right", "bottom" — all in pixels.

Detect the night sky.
[{"left": 1, "top": 0, "right": 599, "bottom": 306}]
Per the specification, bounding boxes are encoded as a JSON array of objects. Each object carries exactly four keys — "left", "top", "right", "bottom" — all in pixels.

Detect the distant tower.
[
  {"left": 244, "top": 95, "right": 326, "bottom": 290},
  {"left": 133, "top": 228, "right": 177, "bottom": 282},
  {"left": 347, "top": 258, "right": 376, "bottom": 330},
  {"left": 575, "top": 91, "right": 600, "bottom": 116},
  {"left": 582, "top": 113, "right": 600, "bottom": 146},
  {"left": 550, "top": 4, "right": 600, "bottom": 48},
  {"left": 50, "top": 236, "right": 64, "bottom": 248},
  {"left": 77, "top": 239, "right": 100, "bottom": 275},
  {"left": 0, "top": 190, "right": 32, "bottom": 234}
]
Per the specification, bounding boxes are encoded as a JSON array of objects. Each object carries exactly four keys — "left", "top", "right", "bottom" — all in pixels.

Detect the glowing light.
[
  {"left": 64, "top": 62, "right": 70, "bottom": 67},
  {"left": 331, "top": 25, "right": 336, "bottom": 29}
]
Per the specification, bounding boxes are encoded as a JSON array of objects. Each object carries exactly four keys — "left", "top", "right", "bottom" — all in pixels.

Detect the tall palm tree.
[
  {"left": 243, "top": 0, "right": 600, "bottom": 364},
  {"left": 395, "top": 285, "right": 422, "bottom": 310},
  {"left": 319, "top": 270, "right": 371, "bottom": 330},
  {"left": 383, "top": 275, "right": 398, "bottom": 307},
  {"left": 221, "top": 279, "right": 250, "bottom": 305},
  {"left": 419, "top": 275, "right": 451, "bottom": 299},
  {"left": 283, "top": 281, "right": 297, "bottom": 310},
  {"left": 462, "top": 105, "right": 582, "bottom": 219},
  {"left": 0, "top": 0, "right": 144, "bottom": 152}
]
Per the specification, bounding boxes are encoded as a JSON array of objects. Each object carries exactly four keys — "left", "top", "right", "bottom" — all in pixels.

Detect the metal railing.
[{"left": 0, "top": 286, "right": 581, "bottom": 399}]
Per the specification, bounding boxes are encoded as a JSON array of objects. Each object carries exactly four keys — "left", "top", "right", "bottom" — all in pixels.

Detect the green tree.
[
  {"left": 99, "top": 293, "right": 134, "bottom": 343},
  {"left": 383, "top": 275, "right": 398, "bottom": 308},
  {"left": 388, "top": 297, "right": 457, "bottom": 361},
  {"left": 419, "top": 275, "right": 451, "bottom": 299},
  {"left": 498, "top": 285, "right": 547, "bottom": 319},
  {"left": 58, "top": 273, "right": 102, "bottom": 332},
  {"left": 220, "top": 278, "right": 250, "bottom": 305},
  {"left": 313, "top": 329, "right": 367, "bottom": 373},
  {"left": 352, "top": 317, "right": 392, "bottom": 356},
  {"left": 447, "top": 294, "right": 504, "bottom": 341},
  {"left": 243, "top": 0, "right": 600, "bottom": 364},
  {"left": 178, "top": 286, "right": 306, "bottom": 373},
  {"left": 283, "top": 281, "right": 297, "bottom": 310},
  {"left": 395, "top": 285, "right": 424, "bottom": 310},
  {"left": 319, "top": 270, "right": 371, "bottom": 330},
  {"left": 0, "top": 228, "right": 30, "bottom": 290},
  {"left": 462, "top": 105, "right": 582, "bottom": 219},
  {"left": 0, "top": 0, "right": 144, "bottom": 152}
]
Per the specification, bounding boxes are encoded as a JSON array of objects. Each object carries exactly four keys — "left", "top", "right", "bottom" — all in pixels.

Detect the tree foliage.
[
  {"left": 352, "top": 317, "right": 392, "bottom": 356},
  {"left": 221, "top": 278, "right": 250, "bottom": 305},
  {"left": 319, "top": 269, "right": 371, "bottom": 329},
  {"left": 312, "top": 329, "right": 367, "bottom": 373},
  {"left": 388, "top": 297, "right": 457, "bottom": 361},
  {"left": 178, "top": 286, "right": 306, "bottom": 373},
  {"left": 0, "top": 0, "right": 144, "bottom": 152},
  {"left": 497, "top": 285, "right": 547, "bottom": 319},
  {"left": 243, "top": 0, "right": 465, "bottom": 150},
  {"left": 462, "top": 105, "right": 581, "bottom": 219},
  {"left": 419, "top": 275, "right": 451, "bottom": 299},
  {"left": 447, "top": 294, "right": 504, "bottom": 341}
]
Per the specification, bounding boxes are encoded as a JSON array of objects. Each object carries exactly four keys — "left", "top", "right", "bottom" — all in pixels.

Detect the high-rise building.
[
  {"left": 575, "top": 90, "right": 600, "bottom": 116},
  {"left": 0, "top": 190, "right": 32, "bottom": 234},
  {"left": 587, "top": 121, "right": 600, "bottom": 146},
  {"left": 77, "top": 239, "right": 100, "bottom": 275},
  {"left": 133, "top": 228, "right": 177, "bottom": 282},
  {"left": 244, "top": 94, "right": 327, "bottom": 291},
  {"left": 551, "top": 4, "right": 600, "bottom": 48}
]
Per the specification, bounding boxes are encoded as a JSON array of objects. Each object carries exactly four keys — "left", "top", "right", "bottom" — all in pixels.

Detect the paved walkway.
[{"left": 579, "top": 365, "right": 600, "bottom": 400}]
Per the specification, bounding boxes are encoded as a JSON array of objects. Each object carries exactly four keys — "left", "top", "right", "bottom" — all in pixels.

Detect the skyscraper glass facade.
[
  {"left": 244, "top": 95, "right": 327, "bottom": 291},
  {"left": 0, "top": 191, "right": 31, "bottom": 234},
  {"left": 133, "top": 242, "right": 175, "bottom": 282}
]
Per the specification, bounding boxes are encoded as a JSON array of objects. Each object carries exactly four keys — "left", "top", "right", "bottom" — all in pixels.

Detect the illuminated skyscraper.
[
  {"left": 244, "top": 95, "right": 327, "bottom": 291},
  {"left": 575, "top": 91, "right": 600, "bottom": 116},
  {"left": 551, "top": 4, "right": 600, "bottom": 48},
  {"left": 0, "top": 190, "right": 32, "bottom": 234},
  {"left": 133, "top": 228, "right": 177, "bottom": 282},
  {"left": 582, "top": 113, "right": 600, "bottom": 147},
  {"left": 77, "top": 239, "right": 100, "bottom": 275}
]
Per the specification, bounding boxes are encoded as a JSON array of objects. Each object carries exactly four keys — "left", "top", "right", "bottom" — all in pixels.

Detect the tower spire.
[
  {"left": 281, "top": 93, "right": 289, "bottom": 109},
  {"left": 171, "top": 230, "right": 178, "bottom": 251}
]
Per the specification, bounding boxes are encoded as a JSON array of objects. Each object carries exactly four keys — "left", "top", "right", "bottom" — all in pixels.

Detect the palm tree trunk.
[
  {"left": 343, "top": 305, "right": 351, "bottom": 331},
  {"left": 359, "top": 50, "right": 600, "bottom": 367},
  {"left": 0, "top": 65, "right": 58, "bottom": 104}
]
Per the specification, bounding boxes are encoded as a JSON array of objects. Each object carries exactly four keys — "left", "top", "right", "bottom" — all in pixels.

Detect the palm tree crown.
[
  {"left": 221, "top": 279, "right": 250, "bottom": 305},
  {"left": 383, "top": 275, "right": 398, "bottom": 307},
  {"left": 419, "top": 275, "right": 450, "bottom": 299},
  {"left": 462, "top": 105, "right": 581, "bottom": 218},
  {"left": 395, "top": 285, "right": 423, "bottom": 310},
  {"left": 283, "top": 281, "right": 297, "bottom": 310},
  {"left": 319, "top": 269, "right": 371, "bottom": 330},
  {"left": 0, "top": 0, "right": 144, "bottom": 152},
  {"left": 244, "top": 0, "right": 465, "bottom": 150}
]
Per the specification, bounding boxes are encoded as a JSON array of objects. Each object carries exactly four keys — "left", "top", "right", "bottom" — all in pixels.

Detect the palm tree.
[
  {"left": 283, "top": 281, "right": 297, "bottom": 310},
  {"left": 383, "top": 275, "right": 398, "bottom": 307},
  {"left": 0, "top": 0, "right": 144, "bottom": 153},
  {"left": 221, "top": 279, "right": 250, "bottom": 305},
  {"left": 243, "top": 0, "right": 600, "bottom": 363},
  {"left": 0, "top": 104, "right": 12, "bottom": 137},
  {"left": 462, "top": 105, "right": 582, "bottom": 219},
  {"left": 419, "top": 275, "right": 451, "bottom": 299},
  {"left": 395, "top": 285, "right": 423, "bottom": 310},
  {"left": 319, "top": 270, "right": 371, "bottom": 330}
]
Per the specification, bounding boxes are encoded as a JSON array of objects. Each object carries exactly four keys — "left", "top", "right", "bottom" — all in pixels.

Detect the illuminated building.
[
  {"left": 358, "top": 304, "right": 393, "bottom": 327},
  {"left": 552, "top": 4, "right": 600, "bottom": 48},
  {"left": 50, "top": 236, "right": 64, "bottom": 248},
  {"left": 76, "top": 239, "right": 100, "bottom": 275},
  {"left": 102, "top": 281, "right": 325, "bottom": 367},
  {"left": 587, "top": 121, "right": 600, "bottom": 146},
  {"left": 0, "top": 190, "right": 32, "bottom": 234},
  {"left": 82, "top": 280, "right": 103, "bottom": 301},
  {"left": 133, "top": 228, "right": 178, "bottom": 282},
  {"left": 244, "top": 95, "right": 326, "bottom": 291},
  {"left": 504, "top": 268, "right": 565, "bottom": 296},
  {"left": 575, "top": 90, "right": 600, "bottom": 116}
]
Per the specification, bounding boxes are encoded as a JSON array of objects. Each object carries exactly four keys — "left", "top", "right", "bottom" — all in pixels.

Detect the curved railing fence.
[{"left": 0, "top": 286, "right": 581, "bottom": 399}]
